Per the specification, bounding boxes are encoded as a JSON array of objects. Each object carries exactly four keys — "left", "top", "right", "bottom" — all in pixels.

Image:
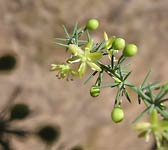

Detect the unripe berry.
[
  {"left": 123, "top": 44, "right": 138, "bottom": 57},
  {"left": 86, "top": 19, "right": 99, "bottom": 30},
  {"left": 90, "top": 85, "right": 100, "bottom": 97},
  {"left": 111, "top": 106, "right": 124, "bottom": 123},
  {"left": 112, "top": 38, "right": 125, "bottom": 50}
]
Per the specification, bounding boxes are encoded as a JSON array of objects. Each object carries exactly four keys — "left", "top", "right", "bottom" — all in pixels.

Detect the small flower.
[
  {"left": 50, "top": 63, "right": 77, "bottom": 80},
  {"left": 68, "top": 40, "right": 103, "bottom": 78},
  {"left": 104, "top": 32, "right": 115, "bottom": 50},
  {"left": 134, "top": 109, "right": 168, "bottom": 146},
  {"left": 134, "top": 122, "right": 152, "bottom": 142},
  {"left": 103, "top": 32, "right": 118, "bottom": 61}
]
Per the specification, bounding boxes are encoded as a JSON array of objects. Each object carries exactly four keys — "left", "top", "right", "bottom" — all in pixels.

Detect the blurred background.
[{"left": 0, "top": 0, "right": 168, "bottom": 150}]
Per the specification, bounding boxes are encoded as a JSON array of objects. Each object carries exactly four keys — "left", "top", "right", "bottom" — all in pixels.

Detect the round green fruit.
[
  {"left": 10, "top": 103, "right": 30, "bottom": 120},
  {"left": 112, "top": 38, "right": 125, "bottom": 50},
  {"left": 86, "top": 19, "right": 99, "bottom": 30},
  {"left": 90, "top": 85, "right": 100, "bottom": 97},
  {"left": 123, "top": 44, "right": 138, "bottom": 57},
  {"left": 111, "top": 106, "right": 124, "bottom": 123}
]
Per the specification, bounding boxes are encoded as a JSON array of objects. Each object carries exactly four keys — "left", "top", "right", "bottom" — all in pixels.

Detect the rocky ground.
[{"left": 0, "top": 0, "right": 168, "bottom": 150}]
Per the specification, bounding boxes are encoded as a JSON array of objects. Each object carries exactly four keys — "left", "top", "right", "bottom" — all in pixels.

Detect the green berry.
[
  {"left": 37, "top": 125, "right": 60, "bottom": 144},
  {"left": 90, "top": 85, "right": 100, "bottom": 97},
  {"left": 123, "top": 44, "right": 138, "bottom": 57},
  {"left": 112, "top": 38, "right": 125, "bottom": 50},
  {"left": 111, "top": 106, "right": 124, "bottom": 123},
  {"left": 10, "top": 103, "right": 30, "bottom": 120},
  {"left": 86, "top": 19, "right": 99, "bottom": 30}
]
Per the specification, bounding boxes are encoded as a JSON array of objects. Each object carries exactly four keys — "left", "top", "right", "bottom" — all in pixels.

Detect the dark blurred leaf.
[
  {"left": 0, "top": 140, "right": 11, "bottom": 150},
  {"left": 0, "top": 55, "right": 17, "bottom": 72}
]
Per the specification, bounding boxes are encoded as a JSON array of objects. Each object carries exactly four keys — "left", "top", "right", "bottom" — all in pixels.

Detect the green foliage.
[{"left": 51, "top": 18, "right": 168, "bottom": 150}]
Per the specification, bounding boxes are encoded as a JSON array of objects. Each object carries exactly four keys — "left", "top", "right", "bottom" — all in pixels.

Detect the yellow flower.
[
  {"left": 104, "top": 32, "right": 115, "bottom": 50},
  {"left": 50, "top": 63, "right": 77, "bottom": 80},
  {"left": 103, "top": 32, "right": 118, "bottom": 61},
  {"left": 134, "top": 109, "right": 168, "bottom": 145},
  {"left": 68, "top": 40, "right": 103, "bottom": 78}
]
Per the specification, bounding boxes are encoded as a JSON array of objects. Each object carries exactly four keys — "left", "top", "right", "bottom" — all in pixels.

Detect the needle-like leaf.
[
  {"left": 84, "top": 71, "right": 98, "bottom": 84},
  {"left": 86, "top": 30, "right": 90, "bottom": 41},
  {"left": 56, "top": 42, "right": 69, "bottom": 48},
  {"left": 55, "top": 38, "right": 69, "bottom": 41},
  {"left": 132, "top": 105, "right": 154, "bottom": 123},
  {"left": 124, "top": 71, "right": 132, "bottom": 80},
  {"left": 72, "top": 22, "right": 78, "bottom": 37},
  {"left": 141, "top": 70, "right": 152, "bottom": 88},
  {"left": 156, "top": 107, "right": 168, "bottom": 119},
  {"left": 124, "top": 89, "right": 131, "bottom": 103},
  {"left": 63, "top": 25, "right": 70, "bottom": 38},
  {"left": 99, "top": 82, "right": 119, "bottom": 89}
]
